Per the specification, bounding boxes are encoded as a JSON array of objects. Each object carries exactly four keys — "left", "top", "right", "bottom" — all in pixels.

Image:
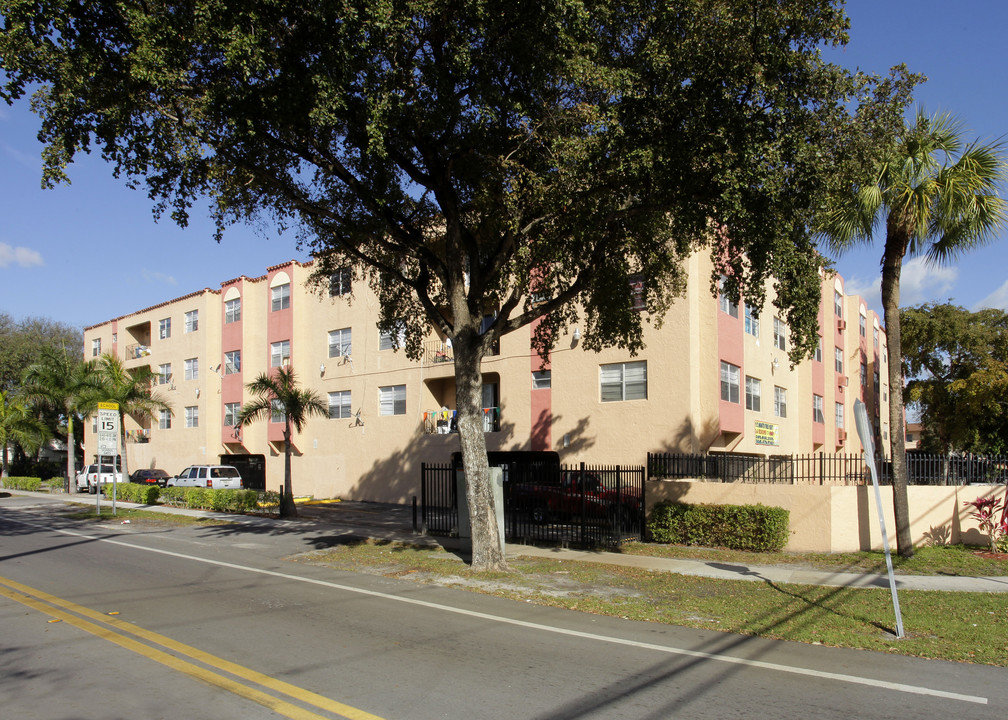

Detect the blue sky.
[{"left": 2, "top": 0, "right": 1008, "bottom": 330}]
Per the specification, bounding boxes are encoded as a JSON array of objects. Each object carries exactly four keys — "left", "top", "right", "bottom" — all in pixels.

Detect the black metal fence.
[
  {"left": 418, "top": 461, "right": 645, "bottom": 549},
  {"left": 648, "top": 451, "right": 1008, "bottom": 486}
]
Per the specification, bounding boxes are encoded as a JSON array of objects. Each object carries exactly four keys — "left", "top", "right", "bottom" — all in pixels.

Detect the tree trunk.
[
  {"left": 67, "top": 416, "right": 76, "bottom": 494},
  {"left": 453, "top": 331, "right": 507, "bottom": 571},
  {"left": 881, "top": 231, "right": 914, "bottom": 558},
  {"left": 280, "top": 424, "right": 297, "bottom": 518}
]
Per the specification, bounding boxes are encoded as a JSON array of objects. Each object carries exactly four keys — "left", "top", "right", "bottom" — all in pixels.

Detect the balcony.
[
  {"left": 125, "top": 343, "right": 152, "bottom": 360},
  {"left": 126, "top": 428, "right": 150, "bottom": 444},
  {"left": 420, "top": 339, "right": 500, "bottom": 368},
  {"left": 422, "top": 407, "right": 500, "bottom": 434}
]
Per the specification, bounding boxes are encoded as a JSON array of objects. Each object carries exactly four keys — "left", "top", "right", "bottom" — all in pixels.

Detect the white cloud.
[
  {"left": 142, "top": 269, "right": 177, "bottom": 285},
  {"left": 0, "top": 242, "right": 44, "bottom": 269},
  {"left": 974, "top": 279, "right": 1008, "bottom": 311},
  {"left": 896, "top": 257, "right": 958, "bottom": 306}
]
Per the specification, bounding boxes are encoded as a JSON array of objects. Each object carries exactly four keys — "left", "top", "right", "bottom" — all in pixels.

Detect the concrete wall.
[{"left": 647, "top": 479, "right": 1008, "bottom": 552}]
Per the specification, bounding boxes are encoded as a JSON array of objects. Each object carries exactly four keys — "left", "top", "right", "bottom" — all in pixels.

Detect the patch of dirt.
[{"left": 973, "top": 551, "right": 1008, "bottom": 561}]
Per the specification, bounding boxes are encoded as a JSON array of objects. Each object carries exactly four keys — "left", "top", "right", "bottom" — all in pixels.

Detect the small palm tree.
[
  {"left": 23, "top": 346, "right": 100, "bottom": 492},
  {"left": 0, "top": 390, "right": 50, "bottom": 478},
  {"left": 237, "top": 366, "right": 327, "bottom": 518},
  {"left": 819, "top": 110, "right": 1008, "bottom": 558},
  {"left": 94, "top": 353, "right": 172, "bottom": 483}
]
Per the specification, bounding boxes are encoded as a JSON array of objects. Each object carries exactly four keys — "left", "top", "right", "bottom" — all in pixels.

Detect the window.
[
  {"left": 112, "top": 333, "right": 116, "bottom": 344},
  {"left": 834, "top": 347, "right": 843, "bottom": 374},
  {"left": 874, "top": 370, "right": 880, "bottom": 392},
  {"left": 600, "top": 361, "right": 647, "bottom": 402},
  {"left": 225, "top": 298, "right": 241, "bottom": 324},
  {"left": 718, "top": 278, "right": 739, "bottom": 318},
  {"left": 834, "top": 290, "right": 843, "bottom": 317},
  {"left": 835, "top": 402, "right": 844, "bottom": 429},
  {"left": 859, "top": 314, "right": 866, "bottom": 337},
  {"left": 159, "top": 317, "right": 171, "bottom": 339},
  {"left": 185, "top": 310, "right": 198, "bottom": 333},
  {"left": 873, "top": 326, "right": 879, "bottom": 349},
  {"left": 184, "top": 357, "right": 199, "bottom": 381},
  {"left": 91, "top": 338, "right": 101, "bottom": 357},
  {"left": 159, "top": 409, "right": 172, "bottom": 430},
  {"left": 773, "top": 317, "right": 786, "bottom": 351},
  {"left": 379, "top": 326, "right": 406, "bottom": 351},
  {"left": 328, "top": 328, "right": 352, "bottom": 358},
  {"left": 185, "top": 405, "right": 199, "bottom": 428},
  {"left": 329, "top": 268, "right": 352, "bottom": 297},
  {"left": 860, "top": 362, "right": 867, "bottom": 388},
  {"left": 328, "top": 390, "right": 352, "bottom": 419},
  {"left": 158, "top": 363, "right": 172, "bottom": 385},
  {"left": 379, "top": 385, "right": 406, "bottom": 416},
  {"left": 224, "top": 350, "right": 241, "bottom": 375},
  {"left": 271, "top": 283, "right": 290, "bottom": 311},
  {"left": 813, "top": 394, "right": 825, "bottom": 424},
  {"left": 744, "top": 304, "right": 760, "bottom": 337},
  {"left": 270, "top": 399, "right": 286, "bottom": 423},
  {"left": 270, "top": 340, "right": 290, "bottom": 367},
  {"left": 629, "top": 274, "right": 646, "bottom": 311},
  {"left": 720, "top": 361, "right": 740, "bottom": 404},
  {"left": 745, "top": 376, "right": 761, "bottom": 411},
  {"left": 814, "top": 336, "right": 822, "bottom": 363},
  {"left": 532, "top": 370, "right": 552, "bottom": 389},
  {"left": 224, "top": 402, "right": 241, "bottom": 427},
  {"left": 774, "top": 386, "right": 787, "bottom": 418}
]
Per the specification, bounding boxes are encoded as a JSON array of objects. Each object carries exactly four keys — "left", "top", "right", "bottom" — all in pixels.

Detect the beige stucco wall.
[{"left": 648, "top": 479, "right": 1008, "bottom": 552}]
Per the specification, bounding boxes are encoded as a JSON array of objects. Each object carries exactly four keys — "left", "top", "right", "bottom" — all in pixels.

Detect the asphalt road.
[{"left": 1, "top": 493, "right": 1004, "bottom": 720}]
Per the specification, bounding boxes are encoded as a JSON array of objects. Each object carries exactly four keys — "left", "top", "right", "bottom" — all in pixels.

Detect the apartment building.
[{"left": 82, "top": 254, "right": 890, "bottom": 503}]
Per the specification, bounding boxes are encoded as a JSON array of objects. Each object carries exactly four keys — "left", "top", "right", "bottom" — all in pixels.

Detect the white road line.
[{"left": 3, "top": 514, "right": 989, "bottom": 706}]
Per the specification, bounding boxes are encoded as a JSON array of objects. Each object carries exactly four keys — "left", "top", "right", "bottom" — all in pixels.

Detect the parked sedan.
[
  {"left": 75, "top": 464, "right": 125, "bottom": 494},
  {"left": 129, "top": 468, "right": 170, "bottom": 487}
]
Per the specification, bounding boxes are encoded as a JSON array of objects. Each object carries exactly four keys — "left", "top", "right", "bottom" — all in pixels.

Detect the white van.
[{"left": 166, "top": 465, "right": 243, "bottom": 490}]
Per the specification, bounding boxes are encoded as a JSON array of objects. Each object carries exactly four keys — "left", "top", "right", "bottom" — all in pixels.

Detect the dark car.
[{"left": 130, "top": 468, "right": 170, "bottom": 487}]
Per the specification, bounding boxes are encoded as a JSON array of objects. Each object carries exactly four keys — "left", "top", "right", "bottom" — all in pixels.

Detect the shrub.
[
  {"left": 101, "top": 482, "right": 160, "bottom": 504},
  {"left": 648, "top": 501, "right": 790, "bottom": 552},
  {"left": 1, "top": 476, "right": 43, "bottom": 491}
]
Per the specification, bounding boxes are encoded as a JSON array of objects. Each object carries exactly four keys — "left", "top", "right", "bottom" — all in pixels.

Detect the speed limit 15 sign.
[{"left": 97, "top": 401, "right": 120, "bottom": 457}]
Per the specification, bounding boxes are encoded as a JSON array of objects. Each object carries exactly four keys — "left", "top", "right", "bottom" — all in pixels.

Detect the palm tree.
[
  {"left": 237, "top": 366, "right": 327, "bottom": 518},
  {"left": 0, "top": 390, "right": 50, "bottom": 478},
  {"left": 94, "top": 353, "right": 172, "bottom": 483},
  {"left": 23, "top": 346, "right": 100, "bottom": 492},
  {"left": 819, "top": 110, "right": 1008, "bottom": 558}
]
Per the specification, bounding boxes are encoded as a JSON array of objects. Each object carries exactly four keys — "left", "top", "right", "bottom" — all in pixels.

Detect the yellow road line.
[{"left": 0, "top": 575, "right": 384, "bottom": 720}]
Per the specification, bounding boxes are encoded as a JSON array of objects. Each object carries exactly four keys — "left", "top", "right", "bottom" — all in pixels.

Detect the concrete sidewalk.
[{"left": 29, "top": 491, "right": 1008, "bottom": 593}]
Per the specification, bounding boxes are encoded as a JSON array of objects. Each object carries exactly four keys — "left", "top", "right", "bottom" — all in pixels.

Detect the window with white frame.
[
  {"left": 745, "top": 376, "right": 761, "bottom": 411},
  {"left": 112, "top": 333, "right": 116, "bottom": 344},
  {"left": 873, "top": 326, "right": 879, "bottom": 349},
  {"left": 329, "top": 268, "right": 352, "bottom": 297},
  {"left": 813, "top": 394, "right": 825, "bottom": 424},
  {"left": 328, "top": 390, "right": 352, "bottom": 419},
  {"left": 184, "top": 357, "right": 199, "bottom": 381},
  {"left": 159, "top": 409, "right": 171, "bottom": 429},
  {"left": 718, "top": 278, "right": 739, "bottom": 318},
  {"left": 185, "top": 310, "right": 198, "bottom": 333},
  {"left": 185, "top": 405, "right": 199, "bottom": 428},
  {"left": 224, "top": 402, "right": 241, "bottom": 427},
  {"left": 834, "top": 347, "right": 843, "bottom": 374},
  {"left": 224, "top": 350, "right": 241, "bottom": 375},
  {"left": 158, "top": 363, "right": 172, "bottom": 385},
  {"left": 270, "top": 340, "right": 290, "bottom": 367},
  {"left": 814, "top": 336, "right": 822, "bottom": 363},
  {"left": 328, "top": 328, "right": 352, "bottom": 358},
  {"left": 271, "top": 283, "right": 290, "bottom": 311},
  {"left": 744, "top": 304, "right": 759, "bottom": 337},
  {"left": 91, "top": 338, "right": 101, "bottom": 357},
  {"left": 270, "top": 398, "right": 286, "bottom": 423},
  {"left": 225, "top": 298, "right": 241, "bottom": 323},
  {"left": 159, "top": 317, "right": 171, "bottom": 339},
  {"left": 773, "top": 317, "right": 786, "bottom": 351},
  {"left": 379, "top": 385, "right": 407, "bottom": 416},
  {"left": 835, "top": 402, "right": 844, "bottom": 429},
  {"left": 532, "top": 370, "right": 551, "bottom": 389},
  {"left": 379, "top": 326, "right": 406, "bottom": 351},
  {"left": 774, "top": 386, "right": 787, "bottom": 418},
  {"left": 859, "top": 314, "right": 866, "bottom": 337},
  {"left": 834, "top": 290, "right": 843, "bottom": 317},
  {"left": 600, "top": 361, "right": 647, "bottom": 402},
  {"left": 720, "top": 361, "right": 740, "bottom": 404}
]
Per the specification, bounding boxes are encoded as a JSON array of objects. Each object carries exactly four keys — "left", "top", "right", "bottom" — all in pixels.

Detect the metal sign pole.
[{"left": 853, "top": 399, "right": 905, "bottom": 638}]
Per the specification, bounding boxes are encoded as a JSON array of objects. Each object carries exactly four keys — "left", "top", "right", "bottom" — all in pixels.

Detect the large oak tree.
[{"left": 2, "top": 0, "right": 914, "bottom": 569}]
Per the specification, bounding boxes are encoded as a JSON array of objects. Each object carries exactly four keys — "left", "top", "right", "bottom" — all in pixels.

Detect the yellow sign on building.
[{"left": 754, "top": 420, "right": 779, "bottom": 446}]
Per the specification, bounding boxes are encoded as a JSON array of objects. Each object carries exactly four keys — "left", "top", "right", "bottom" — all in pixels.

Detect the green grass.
[
  {"left": 63, "top": 507, "right": 231, "bottom": 526},
  {"left": 296, "top": 539, "right": 1008, "bottom": 667},
  {"left": 619, "top": 541, "right": 1008, "bottom": 576}
]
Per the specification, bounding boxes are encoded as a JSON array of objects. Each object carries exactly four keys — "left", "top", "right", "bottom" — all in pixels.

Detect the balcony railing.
[
  {"left": 125, "top": 343, "right": 152, "bottom": 360},
  {"left": 126, "top": 429, "right": 150, "bottom": 443},
  {"left": 420, "top": 339, "right": 500, "bottom": 367},
  {"left": 422, "top": 407, "right": 500, "bottom": 434}
]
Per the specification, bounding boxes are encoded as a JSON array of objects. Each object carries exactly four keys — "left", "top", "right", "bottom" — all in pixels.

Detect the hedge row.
[
  {"left": 0, "top": 476, "right": 43, "bottom": 491},
  {"left": 153, "top": 485, "right": 268, "bottom": 513},
  {"left": 99, "top": 482, "right": 161, "bottom": 505},
  {"left": 648, "top": 501, "right": 790, "bottom": 552}
]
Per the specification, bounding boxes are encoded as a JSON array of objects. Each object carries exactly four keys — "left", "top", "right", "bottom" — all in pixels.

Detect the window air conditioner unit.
[
  {"left": 838, "top": 429, "right": 847, "bottom": 443},
  {"left": 837, "top": 319, "right": 846, "bottom": 331},
  {"left": 839, "top": 375, "right": 848, "bottom": 387}
]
